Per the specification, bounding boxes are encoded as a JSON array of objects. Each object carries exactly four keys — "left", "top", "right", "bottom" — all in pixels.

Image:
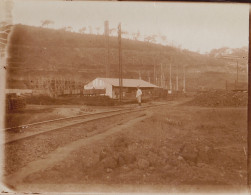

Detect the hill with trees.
[{"left": 6, "top": 24, "right": 248, "bottom": 91}]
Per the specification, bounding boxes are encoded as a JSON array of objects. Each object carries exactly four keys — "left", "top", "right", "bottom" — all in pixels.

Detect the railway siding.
[
  {"left": 5, "top": 113, "right": 151, "bottom": 186},
  {"left": 4, "top": 106, "right": 156, "bottom": 176},
  {"left": 4, "top": 103, "right": 168, "bottom": 144}
]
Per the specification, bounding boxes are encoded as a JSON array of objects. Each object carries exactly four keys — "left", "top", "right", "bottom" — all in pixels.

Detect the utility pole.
[
  {"left": 118, "top": 23, "right": 122, "bottom": 102},
  {"left": 161, "top": 63, "right": 163, "bottom": 88},
  {"left": 166, "top": 63, "right": 168, "bottom": 89},
  {"left": 165, "top": 64, "right": 167, "bottom": 89},
  {"left": 218, "top": 56, "right": 244, "bottom": 89},
  {"left": 138, "top": 71, "right": 141, "bottom": 80},
  {"left": 154, "top": 64, "right": 156, "bottom": 85},
  {"left": 169, "top": 62, "right": 172, "bottom": 91},
  {"left": 104, "top": 21, "right": 110, "bottom": 78},
  {"left": 176, "top": 64, "right": 179, "bottom": 91},
  {"left": 176, "top": 75, "right": 178, "bottom": 91},
  {"left": 236, "top": 60, "right": 239, "bottom": 84},
  {"left": 183, "top": 65, "right": 186, "bottom": 93}
]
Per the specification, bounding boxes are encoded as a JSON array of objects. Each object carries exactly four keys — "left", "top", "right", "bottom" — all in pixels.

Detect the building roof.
[{"left": 97, "top": 78, "right": 159, "bottom": 88}]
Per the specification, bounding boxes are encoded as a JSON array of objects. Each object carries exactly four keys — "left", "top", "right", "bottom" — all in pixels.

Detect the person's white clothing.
[
  {"left": 136, "top": 89, "right": 142, "bottom": 98},
  {"left": 136, "top": 88, "right": 142, "bottom": 105}
]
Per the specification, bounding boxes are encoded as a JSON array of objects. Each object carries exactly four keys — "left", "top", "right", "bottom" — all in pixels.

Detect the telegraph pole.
[
  {"left": 183, "top": 65, "right": 186, "bottom": 93},
  {"left": 176, "top": 64, "right": 179, "bottom": 91},
  {"left": 161, "top": 63, "right": 163, "bottom": 88},
  {"left": 236, "top": 60, "right": 239, "bottom": 84},
  {"left": 176, "top": 75, "right": 178, "bottom": 91},
  {"left": 169, "top": 62, "right": 172, "bottom": 91},
  {"left": 218, "top": 56, "right": 243, "bottom": 89},
  {"left": 138, "top": 71, "right": 141, "bottom": 80},
  {"left": 153, "top": 54, "right": 157, "bottom": 85},
  {"left": 154, "top": 64, "right": 156, "bottom": 85},
  {"left": 118, "top": 23, "right": 122, "bottom": 102},
  {"left": 104, "top": 21, "right": 110, "bottom": 78}
]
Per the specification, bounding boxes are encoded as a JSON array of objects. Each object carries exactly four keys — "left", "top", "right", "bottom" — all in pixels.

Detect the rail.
[{"left": 4, "top": 103, "right": 168, "bottom": 144}]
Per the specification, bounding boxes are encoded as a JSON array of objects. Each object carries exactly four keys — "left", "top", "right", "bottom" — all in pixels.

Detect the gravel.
[{"left": 4, "top": 112, "right": 141, "bottom": 175}]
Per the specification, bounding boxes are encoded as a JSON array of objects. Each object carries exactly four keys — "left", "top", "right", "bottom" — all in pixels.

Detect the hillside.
[{"left": 6, "top": 24, "right": 248, "bottom": 91}]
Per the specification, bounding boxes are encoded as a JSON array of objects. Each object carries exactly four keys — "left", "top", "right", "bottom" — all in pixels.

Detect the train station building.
[{"left": 84, "top": 78, "right": 159, "bottom": 99}]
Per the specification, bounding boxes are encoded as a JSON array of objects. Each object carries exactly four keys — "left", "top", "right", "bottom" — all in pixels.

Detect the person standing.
[{"left": 136, "top": 86, "right": 142, "bottom": 106}]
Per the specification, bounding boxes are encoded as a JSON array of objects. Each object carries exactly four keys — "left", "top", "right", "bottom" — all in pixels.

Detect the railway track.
[
  {"left": 4, "top": 106, "right": 153, "bottom": 185},
  {"left": 4, "top": 103, "right": 168, "bottom": 144}
]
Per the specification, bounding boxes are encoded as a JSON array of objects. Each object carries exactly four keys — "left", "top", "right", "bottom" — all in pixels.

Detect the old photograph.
[{"left": 0, "top": 0, "right": 249, "bottom": 193}]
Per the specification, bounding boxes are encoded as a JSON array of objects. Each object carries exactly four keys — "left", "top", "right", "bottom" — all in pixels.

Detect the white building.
[{"left": 84, "top": 78, "right": 158, "bottom": 98}]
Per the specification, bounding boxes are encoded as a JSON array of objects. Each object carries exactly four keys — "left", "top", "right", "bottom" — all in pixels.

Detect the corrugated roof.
[{"left": 97, "top": 78, "right": 159, "bottom": 88}]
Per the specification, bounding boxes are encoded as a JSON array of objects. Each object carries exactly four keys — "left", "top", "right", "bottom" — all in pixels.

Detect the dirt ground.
[
  {"left": 4, "top": 97, "right": 247, "bottom": 193},
  {"left": 185, "top": 90, "right": 248, "bottom": 107}
]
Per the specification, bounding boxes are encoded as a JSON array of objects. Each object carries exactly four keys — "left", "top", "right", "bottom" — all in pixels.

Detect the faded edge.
[{"left": 0, "top": 0, "right": 14, "bottom": 193}]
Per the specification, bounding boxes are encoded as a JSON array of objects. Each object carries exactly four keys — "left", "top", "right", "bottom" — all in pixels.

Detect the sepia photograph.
[{"left": 0, "top": 0, "right": 249, "bottom": 193}]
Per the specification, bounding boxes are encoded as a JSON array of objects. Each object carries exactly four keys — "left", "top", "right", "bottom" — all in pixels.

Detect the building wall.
[
  {"left": 106, "top": 84, "right": 113, "bottom": 98},
  {"left": 84, "top": 78, "right": 158, "bottom": 99},
  {"left": 84, "top": 78, "right": 103, "bottom": 89},
  {"left": 84, "top": 78, "right": 113, "bottom": 98}
]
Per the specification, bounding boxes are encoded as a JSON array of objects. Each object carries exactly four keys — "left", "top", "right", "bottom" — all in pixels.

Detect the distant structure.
[
  {"left": 84, "top": 78, "right": 158, "bottom": 99},
  {"left": 226, "top": 81, "right": 248, "bottom": 91},
  {"left": 28, "top": 77, "right": 84, "bottom": 97}
]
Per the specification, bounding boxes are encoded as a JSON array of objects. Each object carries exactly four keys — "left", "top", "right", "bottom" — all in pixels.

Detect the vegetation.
[{"left": 6, "top": 24, "right": 248, "bottom": 91}]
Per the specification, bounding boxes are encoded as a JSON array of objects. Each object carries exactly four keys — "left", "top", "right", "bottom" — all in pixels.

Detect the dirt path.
[{"left": 5, "top": 112, "right": 151, "bottom": 187}]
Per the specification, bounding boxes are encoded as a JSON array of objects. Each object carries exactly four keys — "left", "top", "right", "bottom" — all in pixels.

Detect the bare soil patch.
[
  {"left": 185, "top": 90, "right": 247, "bottom": 107},
  {"left": 19, "top": 104, "right": 247, "bottom": 192}
]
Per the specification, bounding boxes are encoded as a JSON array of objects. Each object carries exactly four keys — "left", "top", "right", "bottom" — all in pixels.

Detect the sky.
[{"left": 11, "top": 0, "right": 249, "bottom": 54}]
